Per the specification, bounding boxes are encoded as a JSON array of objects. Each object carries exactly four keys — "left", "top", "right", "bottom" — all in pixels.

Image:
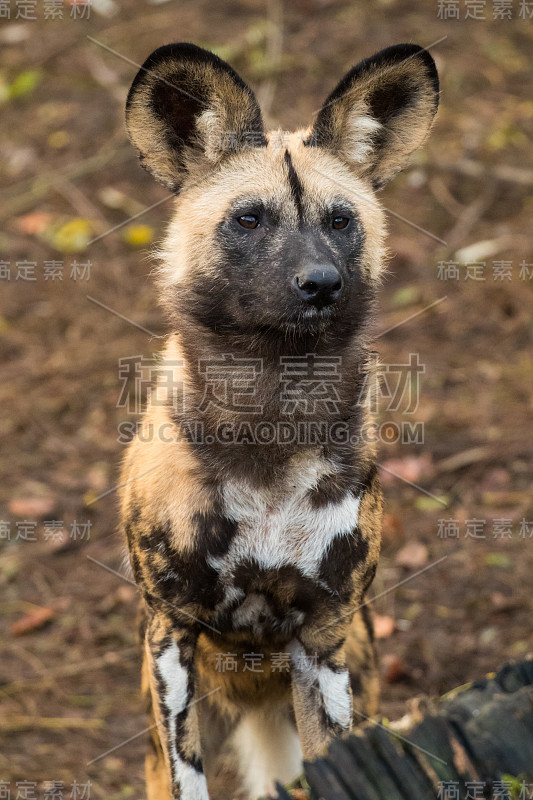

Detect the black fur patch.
[
  {"left": 141, "top": 516, "right": 238, "bottom": 612},
  {"left": 361, "top": 561, "right": 377, "bottom": 597},
  {"left": 140, "top": 521, "right": 172, "bottom": 555},
  {"left": 129, "top": 548, "right": 143, "bottom": 584},
  {"left": 318, "top": 526, "right": 369, "bottom": 599},
  {"left": 308, "top": 474, "right": 355, "bottom": 510},
  {"left": 284, "top": 150, "right": 304, "bottom": 217},
  {"left": 350, "top": 672, "right": 362, "bottom": 697},
  {"left": 361, "top": 602, "right": 375, "bottom": 643},
  {"left": 360, "top": 462, "right": 378, "bottom": 492},
  {"left": 191, "top": 511, "right": 239, "bottom": 558},
  {"left": 232, "top": 560, "right": 336, "bottom": 618},
  {"left": 367, "top": 81, "right": 417, "bottom": 124}
]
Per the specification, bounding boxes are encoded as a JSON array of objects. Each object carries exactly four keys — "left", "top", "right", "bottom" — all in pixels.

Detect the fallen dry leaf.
[
  {"left": 380, "top": 454, "right": 434, "bottom": 486},
  {"left": 122, "top": 223, "right": 154, "bottom": 248},
  {"left": 478, "top": 467, "right": 511, "bottom": 493},
  {"left": 482, "top": 490, "right": 529, "bottom": 507},
  {"left": 10, "top": 606, "right": 55, "bottom": 636},
  {"left": 382, "top": 512, "right": 404, "bottom": 543},
  {"left": 373, "top": 614, "right": 395, "bottom": 639},
  {"left": 395, "top": 541, "right": 429, "bottom": 569},
  {"left": 436, "top": 446, "right": 493, "bottom": 474},
  {"left": 382, "top": 653, "right": 411, "bottom": 684},
  {"left": 490, "top": 592, "right": 524, "bottom": 612},
  {"left": 8, "top": 496, "right": 56, "bottom": 518},
  {"left": 14, "top": 211, "right": 53, "bottom": 235}
]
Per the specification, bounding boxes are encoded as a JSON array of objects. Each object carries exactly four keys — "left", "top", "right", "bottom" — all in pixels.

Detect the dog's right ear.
[
  {"left": 126, "top": 43, "right": 267, "bottom": 191},
  {"left": 305, "top": 44, "right": 439, "bottom": 189}
]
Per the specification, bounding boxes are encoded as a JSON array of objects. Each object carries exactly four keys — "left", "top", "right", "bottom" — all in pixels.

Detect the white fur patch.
[
  {"left": 343, "top": 105, "right": 383, "bottom": 165},
  {"left": 289, "top": 641, "right": 352, "bottom": 730},
  {"left": 318, "top": 666, "right": 352, "bottom": 728},
  {"left": 232, "top": 708, "right": 303, "bottom": 798},
  {"left": 209, "top": 453, "right": 361, "bottom": 584},
  {"left": 157, "top": 643, "right": 209, "bottom": 800}
]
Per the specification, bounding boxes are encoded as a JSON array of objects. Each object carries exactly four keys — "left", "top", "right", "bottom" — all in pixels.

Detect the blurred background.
[{"left": 1, "top": 0, "right": 532, "bottom": 795}]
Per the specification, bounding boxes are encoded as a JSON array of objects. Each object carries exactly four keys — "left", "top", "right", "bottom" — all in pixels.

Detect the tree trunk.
[{"left": 275, "top": 658, "right": 533, "bottom": 800}]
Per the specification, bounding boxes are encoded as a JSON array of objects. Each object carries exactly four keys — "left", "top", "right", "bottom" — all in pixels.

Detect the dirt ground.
[{"left": 1, "top": 0, "right": 532, "bottom": 797}]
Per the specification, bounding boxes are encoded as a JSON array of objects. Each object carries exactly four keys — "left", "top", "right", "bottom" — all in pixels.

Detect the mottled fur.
[{"left": 121, "top": 41, "right": 438, "bottom": 799}]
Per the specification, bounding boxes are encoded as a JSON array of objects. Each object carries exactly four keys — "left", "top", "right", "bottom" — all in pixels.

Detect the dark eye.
[
  {"left": 332, "top": 216, "right": 350, "bottom": 230},
  {"left": 238, "top": 215, "right": 260, "bottom": 229}
]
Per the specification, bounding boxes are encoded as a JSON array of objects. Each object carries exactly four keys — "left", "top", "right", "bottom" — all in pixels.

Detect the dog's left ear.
[
  {"left": 306, "top": 44, "right": 439, "bottom": 189},
  {"left": 126, "top": 43, "right": 266, "bottom": 192}
]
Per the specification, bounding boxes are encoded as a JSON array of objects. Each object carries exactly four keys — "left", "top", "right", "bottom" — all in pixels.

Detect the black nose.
[{"left": 293, "top": 264, "right": 343, "bottom": 308}]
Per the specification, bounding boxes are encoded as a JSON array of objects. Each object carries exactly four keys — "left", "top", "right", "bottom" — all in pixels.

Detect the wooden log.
[{"left": 273, "top": 658, "right": 533, "bottom": 800}]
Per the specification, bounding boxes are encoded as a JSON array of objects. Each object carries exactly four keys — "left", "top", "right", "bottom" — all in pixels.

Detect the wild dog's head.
[{"left": 126, "top": 43, "right": 438, "bottom": 340}]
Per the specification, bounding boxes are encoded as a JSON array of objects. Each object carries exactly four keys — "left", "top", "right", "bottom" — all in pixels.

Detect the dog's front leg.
[
  {"left": 144, "top": 611, "right": 209, "bottom": 800},
  {"left": 289, "top": 634, "right": 352, "bottom": 760}
]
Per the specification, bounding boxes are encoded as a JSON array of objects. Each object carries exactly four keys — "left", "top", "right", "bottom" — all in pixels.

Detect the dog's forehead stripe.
[{"left": 283, "top": 150, "right": 304, "bottom": 218}]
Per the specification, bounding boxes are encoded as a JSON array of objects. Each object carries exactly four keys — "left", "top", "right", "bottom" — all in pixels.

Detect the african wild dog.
[{"left": 121, "top": 42, "right": 438, "bottom": 800}]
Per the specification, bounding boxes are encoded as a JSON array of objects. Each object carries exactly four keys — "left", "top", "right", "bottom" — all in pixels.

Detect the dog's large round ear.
[
  {"left": 126, "top": 43, "right": 267, "bottom": 191},
  {"left": 306, "top": 44, "right": 439, "bottom": 189}
]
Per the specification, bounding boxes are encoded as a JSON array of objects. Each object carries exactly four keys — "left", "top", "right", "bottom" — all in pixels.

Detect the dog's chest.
[
  {"left": 213, "top": 476, "right": 360, "bottom": 577},
  {"left": 207, "top": 454, "right": 361, "bottom": 634}
]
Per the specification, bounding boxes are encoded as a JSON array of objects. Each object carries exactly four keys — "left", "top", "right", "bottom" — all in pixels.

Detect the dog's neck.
[{"left": 156, "top": 318, "right": 376, "bottom": 486}]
